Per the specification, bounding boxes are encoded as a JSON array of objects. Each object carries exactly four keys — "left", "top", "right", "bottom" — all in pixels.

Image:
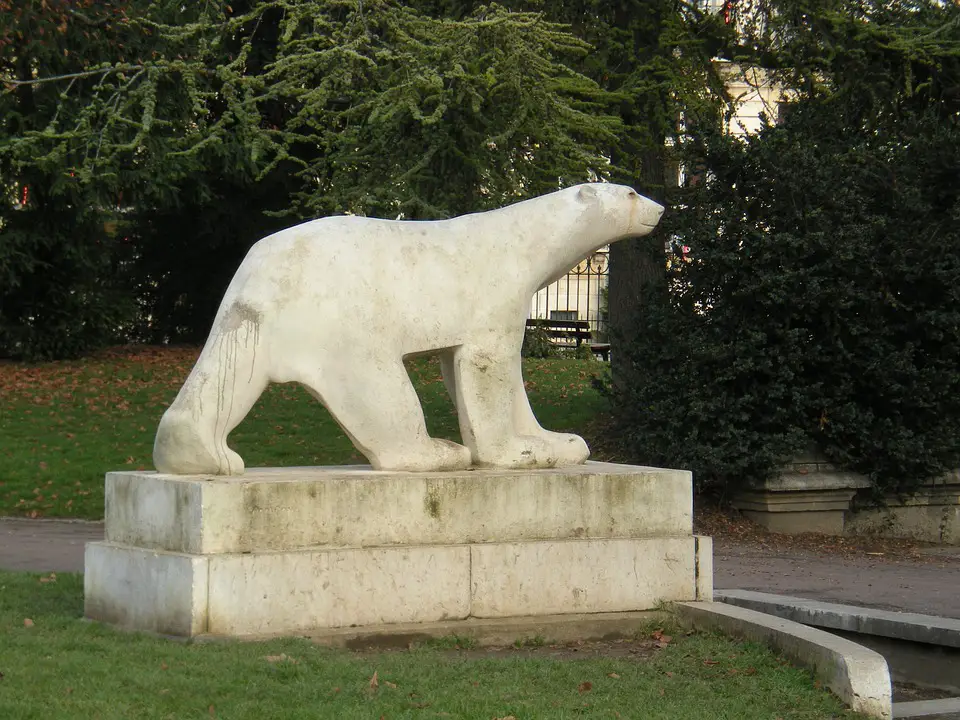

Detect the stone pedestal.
[
  {"left": 85, "top": 462, "right": 712, "bottom": 637},
  {"left": 732, "top": 463, "right": 871, "bottom": 535}
]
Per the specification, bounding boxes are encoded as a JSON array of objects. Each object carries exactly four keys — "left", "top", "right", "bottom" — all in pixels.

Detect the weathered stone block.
[
  {"left": 469, "top": 538, "right": 698, "bottom": 618},
  {"left": 207, "top": 545, "right": 471, "bottom": 635},
  {"left": 846, "top": 478, "right": 960, "bottom": 545},
  {"left": 84, "top": 542, "right": 208, "bottom": 636},
  {"left": 732, "top": 469, "right": 870, "bottom": 535},
  {"left": 695, "top": 535, "right": 714, "bottom": 602},
  {"left": 104, "top": 462, "right": 692, "bottom": 554},
  {"left": 86, "top": 463, "right": 709, "bottom": 637}
]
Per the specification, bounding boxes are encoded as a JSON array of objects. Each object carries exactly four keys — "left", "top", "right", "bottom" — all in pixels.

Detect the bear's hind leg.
[
  {"left": 154, "top": 338, "right": 268, "bottom": 475},
  {"left": 297, "top": 355, "right": 471, "bottom": 472}
]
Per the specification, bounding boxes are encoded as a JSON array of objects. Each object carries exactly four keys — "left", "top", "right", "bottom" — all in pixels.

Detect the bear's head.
[{"left": 575, "top": 183, "right": 664, "bottom": 241}]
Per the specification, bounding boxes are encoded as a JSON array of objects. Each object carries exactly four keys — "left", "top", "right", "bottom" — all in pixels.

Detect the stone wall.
[
  {"left": 846, "top": 473, "right": 960, "bottom": 545},
  {"left": 731, "top": 453, "right": 960, "bottom": 544}
]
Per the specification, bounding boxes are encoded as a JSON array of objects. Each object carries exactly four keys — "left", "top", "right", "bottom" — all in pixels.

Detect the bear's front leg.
[
  {"left": 505, "top": 353, "right": 590, "bottom": 461},
  {"left": 451, "top": 343, "right": 590, "bottom": 469}
]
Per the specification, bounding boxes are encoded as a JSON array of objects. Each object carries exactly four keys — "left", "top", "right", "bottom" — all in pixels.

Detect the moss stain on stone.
[{"left": 425, "top": 489, "right": 442, "bottom": 520}]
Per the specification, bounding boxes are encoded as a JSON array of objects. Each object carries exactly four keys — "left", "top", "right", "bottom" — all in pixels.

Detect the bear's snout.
[{"left": 629, "top": 193, "right": 665, "bottom": 232}]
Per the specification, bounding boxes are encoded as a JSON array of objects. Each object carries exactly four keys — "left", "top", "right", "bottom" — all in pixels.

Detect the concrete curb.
[
  {"left": 893, "top": 697, "right": 960, "bottom": 719},
  {"left": 715, "top": 590, "right": 960, "bottom": 648},
  {"left": 677, "top": 601, "right": 892, "bottom": 719}
]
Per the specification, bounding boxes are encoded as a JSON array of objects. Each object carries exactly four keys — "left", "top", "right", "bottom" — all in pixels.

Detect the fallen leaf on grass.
[
  {"left": 369, "top": 670, "right": 379, "bottom": 690},
  {"left": 208, "top": 705, "right": 215, "bottom": 716},
  {"left": 651, "top": 629, "right": 672, "bottom": 648},
  {"left": 263, "top": 654, "right": 298, "bottom": 664},
  {"left": 39, "top": 573, "right": 56, "bottom": 583},
  {"left": 578, "top": 681, "right": 592, "bottom": 693},
  {"left": 744, "top": 667, "right": 757, "bottom": 675},
  {"left": 384, "top": 680, "right": 397, "bottom": 689},
  {"left": 703, "top": 659, "right": 719, "bottom": 666},
  {"left": 607, "top": 672, "right": 620, "bottom": 679},
  {"left": 23, "top": 618, "right": 34, "bottom": 627},
  {"left": 493, "top": 716, "right": 516, "bottom": 720},
  {"left": 664, "top": 671, "right": 674, "bottom": 678},
  {"left": 659, "top": 687, "right": 665, "bottom": 696}
]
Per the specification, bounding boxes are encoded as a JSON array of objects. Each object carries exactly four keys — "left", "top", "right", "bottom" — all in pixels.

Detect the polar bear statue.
[{"left": 153, "top": 183, "right": 664, "bottom": 475}]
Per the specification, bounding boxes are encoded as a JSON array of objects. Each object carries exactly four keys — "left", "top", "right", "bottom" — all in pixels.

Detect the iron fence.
[{"left": 529, "top": 249, "right": 609, "bottom": 340}]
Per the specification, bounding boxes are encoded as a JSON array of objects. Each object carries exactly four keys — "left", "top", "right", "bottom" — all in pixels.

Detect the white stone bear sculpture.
[{"left": 153, "top": 183, "right": 664, "bottom": 474}]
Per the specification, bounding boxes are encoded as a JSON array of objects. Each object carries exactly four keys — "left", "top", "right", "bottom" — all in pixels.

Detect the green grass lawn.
[
  {"left": 0, "top": 347, "right": 608, "bottom": 520},
  {"left": 0, "top": 571, "right": 866, "bottom": 720}
]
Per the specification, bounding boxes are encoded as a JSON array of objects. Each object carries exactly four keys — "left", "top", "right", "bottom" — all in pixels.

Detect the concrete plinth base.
[
  {"left": 84, "top": 462, "right": 712, "bottom": 638},
  {"left": 732, "top": 470, "right": 871, "bottom": 535}
]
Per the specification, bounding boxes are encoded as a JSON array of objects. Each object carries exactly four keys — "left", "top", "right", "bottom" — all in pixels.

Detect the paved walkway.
[
  {"left": 3, "top": 518, "right": 959, "bottom": 619},
  {"left": 0, "top": 518, "right": 103, "bottom": 572},
  {"left": 713, "top": 540, "right": 960, "bottom": 620}
]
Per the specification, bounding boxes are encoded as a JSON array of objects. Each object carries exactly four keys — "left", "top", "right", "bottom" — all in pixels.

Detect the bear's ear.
[{"left": 576, "top": 185, "right": 599, "bottom": 204}]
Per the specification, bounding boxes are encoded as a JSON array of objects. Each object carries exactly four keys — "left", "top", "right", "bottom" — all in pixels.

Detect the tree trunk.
[{"left": 608, "top": 145, "right": 668, "bottom": 381}]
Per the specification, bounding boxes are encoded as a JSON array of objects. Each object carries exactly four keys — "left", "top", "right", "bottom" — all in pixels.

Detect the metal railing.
[{"left": 529, "top": 249, "right": 609, "bottom": 340}]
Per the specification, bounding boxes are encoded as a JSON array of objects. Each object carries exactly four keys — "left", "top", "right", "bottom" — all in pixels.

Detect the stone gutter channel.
[{"left": 711, "top": 590, "right": 960, "bottom": 720}]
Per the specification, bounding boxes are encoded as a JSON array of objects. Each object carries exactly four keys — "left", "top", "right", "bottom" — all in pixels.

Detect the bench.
[{"left": 524, "top": 319, "right": 611, "bottom": 361}]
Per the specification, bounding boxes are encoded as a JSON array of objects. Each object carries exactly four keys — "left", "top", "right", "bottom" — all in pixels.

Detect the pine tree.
[{"left": 1, "top": 0, "right": 621, "bottom": 356}]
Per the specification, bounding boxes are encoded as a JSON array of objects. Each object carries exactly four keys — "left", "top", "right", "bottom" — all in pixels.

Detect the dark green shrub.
[
  {"left": 607, "top": 102, "right": 960, "bottom": 496},
  {"left": 522, "top": 321, "right": 560, "bottom": 359},
  {"left": 566, "top": 342, "right": 596, "bottom": 361}
]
